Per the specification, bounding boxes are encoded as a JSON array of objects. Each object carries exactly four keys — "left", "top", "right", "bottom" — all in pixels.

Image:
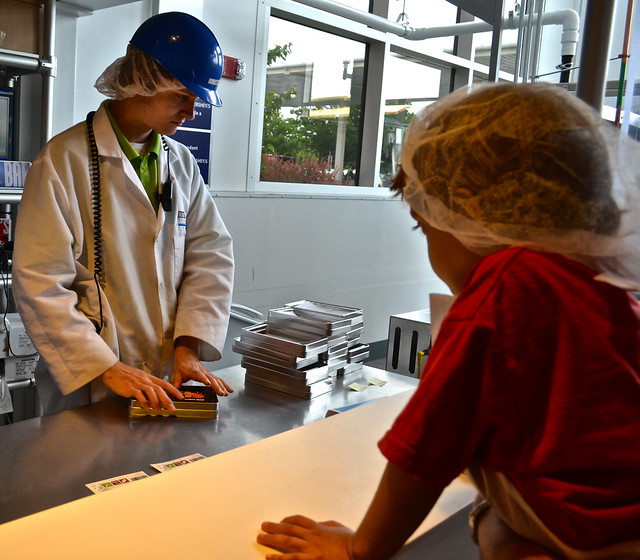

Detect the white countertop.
[{"left": 0, "top": 390, "right": 475, "bottom": 559}]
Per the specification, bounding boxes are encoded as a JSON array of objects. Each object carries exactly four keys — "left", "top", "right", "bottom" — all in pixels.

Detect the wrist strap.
[{"left": 468, "top": 499, "right": 491, "bottom": 545}]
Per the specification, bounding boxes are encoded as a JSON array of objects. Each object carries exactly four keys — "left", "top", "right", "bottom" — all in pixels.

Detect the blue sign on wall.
[
  {"left": 172, "top": 128, "right": 211, "bottom": 183},
  {"left": 171, "top": 99, "right": 213, "bottom": 183},
  {"left": 188, "top": 99, "right": 213, "bottom": 130}
]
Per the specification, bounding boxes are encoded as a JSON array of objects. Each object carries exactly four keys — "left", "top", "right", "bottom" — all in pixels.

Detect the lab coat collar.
[
  {"left": 91, "top": 102, "right": 157, "bottom": 214},
  {"left": 92, "top": 102, "right": 125, "bottom": 159}
]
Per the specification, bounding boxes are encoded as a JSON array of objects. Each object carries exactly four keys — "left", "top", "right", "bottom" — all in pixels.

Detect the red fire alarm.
[{"left": 223, "top": 56, "right": 246, "bottom": 80}]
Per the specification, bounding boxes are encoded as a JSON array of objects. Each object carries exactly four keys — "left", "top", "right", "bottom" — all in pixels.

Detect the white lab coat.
[{"left": 12, "top": 103, "right": 234, "bottom": 411}]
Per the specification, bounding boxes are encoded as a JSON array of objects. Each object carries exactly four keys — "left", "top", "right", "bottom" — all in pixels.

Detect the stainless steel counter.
[{"left": 0, "top": 365, "right": 418, "bottom": 524}]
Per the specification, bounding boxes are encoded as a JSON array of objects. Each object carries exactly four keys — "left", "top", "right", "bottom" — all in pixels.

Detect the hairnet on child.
[
  {"left": 400, "top": 82, "right": 640, "bottom": 291},
  {"left": 94, "top": 45, "right": 183, "bottom": 100}
]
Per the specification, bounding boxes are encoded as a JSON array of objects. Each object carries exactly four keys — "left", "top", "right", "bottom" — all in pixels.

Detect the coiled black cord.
[
  {"left": 86, "top": 111, "right": 104, "bottom": 334},
  {"left": 160, "top": 136, "right": 173, "bottom": 212}
]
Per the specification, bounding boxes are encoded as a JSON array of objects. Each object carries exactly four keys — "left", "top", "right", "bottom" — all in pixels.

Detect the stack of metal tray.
[
  {"left": 340, "top": 342, "right": 371, "bottom": 375},
  {"left": 283, "top": 300, "right": 369, "bottom": 376},
  {"left": 233, "top": 300, "right": 367, "bottom": 399}
]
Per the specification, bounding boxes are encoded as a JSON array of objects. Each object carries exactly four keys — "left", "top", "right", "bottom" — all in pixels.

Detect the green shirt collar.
[
  {"left": 104, "top": 100, "right": 162, "bottom": 160},
  {"left": 103, "top": 101, "right": 162, "bottom": 213}
]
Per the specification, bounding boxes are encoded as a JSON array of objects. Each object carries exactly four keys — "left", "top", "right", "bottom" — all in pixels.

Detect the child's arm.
[
  {"left": 258, "top": 462, "right": 444, "bottom": 560},
  {"left": 350, "top": 462, "right": 444, "bottom": 558}
]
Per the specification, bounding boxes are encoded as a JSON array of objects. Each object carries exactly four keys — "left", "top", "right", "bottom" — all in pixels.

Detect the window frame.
[{"left": 246, "top": 0, "right": 498, "bottom": 199}]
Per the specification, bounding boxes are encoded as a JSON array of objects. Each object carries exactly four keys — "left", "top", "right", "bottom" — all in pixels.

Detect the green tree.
[
  {"left": 262, "top": 43, "right": 361, "bottom": 183},
  {"left": 262, "top": 42, "right": 314, "bottom": 157}
]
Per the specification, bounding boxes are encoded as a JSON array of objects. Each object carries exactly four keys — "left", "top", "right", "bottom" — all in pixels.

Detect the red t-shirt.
[{"left": 378, "top": 248, "right": 640, "bottom": 549}]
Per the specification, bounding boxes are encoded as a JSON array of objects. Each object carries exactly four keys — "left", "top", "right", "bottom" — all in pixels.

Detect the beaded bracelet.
[{"left": 468, "top": 499, "right": 491, "bottom": 545}]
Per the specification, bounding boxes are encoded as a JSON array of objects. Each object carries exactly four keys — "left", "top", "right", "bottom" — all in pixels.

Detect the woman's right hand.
[{"left": 100, "top": 362, "right": 184, "bottom": 413}]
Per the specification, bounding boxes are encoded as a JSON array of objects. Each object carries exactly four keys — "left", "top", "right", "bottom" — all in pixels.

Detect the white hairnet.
[
  {"left": 400, "top": 82, "right": 640, "bottom": 291},
  {"left": 94, "top": 45, "right": 184, "bottom": 100}
]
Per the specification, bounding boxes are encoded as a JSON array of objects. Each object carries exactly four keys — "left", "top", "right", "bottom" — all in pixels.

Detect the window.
[
  {"left": 335, "top": 0, "right": 371, "bottom": 10},
  {"left": 379, "top": 53, "right": 447, "bottom": 186},
  {"left": 253, "top": 0, "right": 568, "bottom": 195},
  {"left": 261, "top": 17, "right": 367, "bottom": 186},
  {"left": 388, "top": 0, "right": 458, "bottom": 52}
]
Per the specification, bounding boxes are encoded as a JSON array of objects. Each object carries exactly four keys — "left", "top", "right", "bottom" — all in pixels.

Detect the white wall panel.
[
  {"left": 72, "top": 0, "right": 151, "bottom": 126},
  {"left": 50, "top": 12, "right": 78, "bottom": 139},
  {"left": 214, "top": 195, "right": 447, "bottom": 343},
  {"left": 202, "top": 0, "right": 259, "bottom": 192}
]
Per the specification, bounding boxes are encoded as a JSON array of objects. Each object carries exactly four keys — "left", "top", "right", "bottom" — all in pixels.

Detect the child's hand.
[{"left": 258, "top": 515, "right": 355, "bottom": 559}]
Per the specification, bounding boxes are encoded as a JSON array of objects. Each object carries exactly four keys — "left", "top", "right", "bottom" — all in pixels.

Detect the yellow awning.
[
  {"left": 308, "top": 104, "right": 411, "bottom": 119},
  {"left": 385, "top": 104, "right": 412, "bottom": 114},
  {"left": 309, "top": 107, "right": 351, "bottom": 118}
]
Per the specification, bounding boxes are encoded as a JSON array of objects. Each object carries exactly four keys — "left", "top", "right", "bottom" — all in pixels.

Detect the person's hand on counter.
[
  {"left": 101, "top": 361, "right": 183, "bottom": 413},
  {"left": 258, "top": 462, "right": 444, "bottom": 560},
  {"left": 172, "top": 336, "right": 234, "bottom": 397},
  {"left": 477, "top": 505, "right": 563, "bottom": 560},
  {"left": 259, "top": 516, "right": 356, "bottom": 560}
]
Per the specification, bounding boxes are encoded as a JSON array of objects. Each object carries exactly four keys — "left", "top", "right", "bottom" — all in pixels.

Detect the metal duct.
[
  {"left": 0, "top": 52, "right": 40, "bottom": 73},
  {"left": 292, "top": 0, "right": 580, "bottom": 58}
]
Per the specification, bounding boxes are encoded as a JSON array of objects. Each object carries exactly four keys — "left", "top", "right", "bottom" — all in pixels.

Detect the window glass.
[
  {"left": 604, "top": 79, "right": 640, "bottom": 140},
  {"left": 472, "top": 2, "right": 552, "bottom": 82},
  {"left": 378, "top": 53, "right": 446, "bottom": 187},
  {"left": 261, "top": 17, "right": 366, "bottom": 185},
  {"left": 333, "top": 0, "right": 370, "bottom": 11},
  {"left": 387, "top": 0, "right": 458, "bottom": 52}
]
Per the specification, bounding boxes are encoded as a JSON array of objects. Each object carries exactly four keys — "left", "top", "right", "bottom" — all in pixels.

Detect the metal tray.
[
  {"left": 242, "top": 357, "right": 330, "bottom": 386},
  {"left": 326, "top": 356, "right": 348, "bottom": 372},
  {"left": 241, "top": 356, "right": 330, "bottom": 383},
  {"left": 348, "top": 343, "right": 370, "bottom": 363},
  {"left": 232, "top": 338, "right": 319, "bottom": 369},
  {"left": 285, "top": 300, "right": 363, "bottom": 322},
  {"left": 239, "top": 323, "right": 328, "bottom": 358},
  {"left": 345, "top": 325, "right": 364, "bottom": 340},
  {"left": 268, "top": 307, "right": 352, "bottom": 337},
  {"left": 338, "top": 362, "right": 364, "bottom": 375},
  {"left": 244, "top": 372, "right": 333, "bottom": 400},
  {"left": 325, "top": 338, "right": 349, "bottom": 356}
]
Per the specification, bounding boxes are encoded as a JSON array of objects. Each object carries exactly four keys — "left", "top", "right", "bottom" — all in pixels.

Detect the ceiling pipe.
[
  {"left": 291, "top": 0, "right": 409, "bottom": 35},
  {"left": 292, "top": 0, "right": 580, "bottom": 59},
  {"left": 0, "top": 52, "right": 40, "bottom": 74},
  {"left": 293, "top": 0, "right": 579, "bottom": 83}
]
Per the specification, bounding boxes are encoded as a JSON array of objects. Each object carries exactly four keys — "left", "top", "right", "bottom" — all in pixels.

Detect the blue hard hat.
[{"left": 130, "top": 12, "right": 223, "bottom": 106}]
